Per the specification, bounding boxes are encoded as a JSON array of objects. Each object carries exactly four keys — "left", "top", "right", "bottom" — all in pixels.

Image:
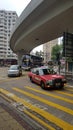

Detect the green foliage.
[
  {"left": 51, "top": 44, "right": 63, "bottom": 60},
  {"left": 35, "top": 50, "right": 44, "bottom": 57},
  {"left": 66, "top": 57, "right": 73, "bottom": 62}
]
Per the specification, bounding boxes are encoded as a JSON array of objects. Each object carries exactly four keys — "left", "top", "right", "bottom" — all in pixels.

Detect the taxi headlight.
[{"left": 62, "top": 78, "right": 66, "bottom": 82}]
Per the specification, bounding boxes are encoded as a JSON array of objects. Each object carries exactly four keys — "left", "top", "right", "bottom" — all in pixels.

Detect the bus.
[{"left": 22, "top": 54, "right": 43, "bottom": 70}]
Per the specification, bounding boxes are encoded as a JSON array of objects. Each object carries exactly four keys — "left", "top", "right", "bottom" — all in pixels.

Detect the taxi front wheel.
[{"left": 41, "top": 82, "right": 45, "bottom": 89}]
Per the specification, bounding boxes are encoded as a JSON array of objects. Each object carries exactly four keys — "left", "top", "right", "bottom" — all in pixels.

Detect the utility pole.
[{"left": 56, "top": 52, "right": 61, "bottom": 74}]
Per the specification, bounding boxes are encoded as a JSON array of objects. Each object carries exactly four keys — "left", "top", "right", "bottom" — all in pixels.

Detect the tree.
[
  {"left": 35, "top": 51, "right": 40, "bottom": 56},
  {"left": 35, "top": 50, "right": 44, "bottom": 57},
  {"left": 51, "top": 44, "right": 63, "bottom": 61}
]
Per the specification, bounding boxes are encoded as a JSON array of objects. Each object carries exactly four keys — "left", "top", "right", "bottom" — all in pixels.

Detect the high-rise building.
[
  {"left": 43, "top": 39, "right": 58, "bottom": 63},
  {"left": 0, "top": 10, "right": 18, "bottom": 65}
]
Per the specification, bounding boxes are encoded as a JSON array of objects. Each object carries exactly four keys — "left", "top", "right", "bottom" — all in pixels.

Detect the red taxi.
[{"left": 28, "top": 66, "right": 66, "bottom": 89}]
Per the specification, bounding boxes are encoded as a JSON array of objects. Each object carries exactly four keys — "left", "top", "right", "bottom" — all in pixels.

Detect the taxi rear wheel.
[
  {"left": 30, "top": 77, "right": 33, "bottom": 83},
  {"left": 41, "top": 82, "right": 45, "bottom": 89}
]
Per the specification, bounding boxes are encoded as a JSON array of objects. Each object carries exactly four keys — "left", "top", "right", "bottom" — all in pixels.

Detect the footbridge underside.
[{"left": 10, "top": 0, "right": 73, "bottom": 54}]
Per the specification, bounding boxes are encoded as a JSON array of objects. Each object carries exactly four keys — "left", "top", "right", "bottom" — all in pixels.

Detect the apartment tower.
[
  {"left": 0, "top": 10, "right": 18, "bottom": 65},
  {"left": 43, "top": 39, "right": 58, "bottom": 63}
]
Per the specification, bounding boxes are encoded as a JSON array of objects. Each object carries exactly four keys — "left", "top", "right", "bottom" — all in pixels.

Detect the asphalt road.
[{"left": 0, "top": 67, "right": 73, "bottom": 130}]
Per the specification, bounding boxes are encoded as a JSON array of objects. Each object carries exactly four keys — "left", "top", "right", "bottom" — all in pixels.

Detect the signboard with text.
[{"left": 63, "top": 32, "right": 73, "bottom": 58}]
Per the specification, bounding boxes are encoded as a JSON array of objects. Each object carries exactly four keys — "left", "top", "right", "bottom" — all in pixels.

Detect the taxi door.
[{"left": 34, "top": 70, "right": 41, "bottom": 84}]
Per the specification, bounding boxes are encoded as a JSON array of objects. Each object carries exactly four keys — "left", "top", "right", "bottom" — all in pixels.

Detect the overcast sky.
[
  {"left": 0, "top": 0, "right": 31, "bottom": 16},
  {"left": 0, "top": 0, "right": 43, "bottom": 52}
]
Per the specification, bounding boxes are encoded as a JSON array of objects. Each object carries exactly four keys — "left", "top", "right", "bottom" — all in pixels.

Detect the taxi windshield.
[{"left": 40, "top": 68, "right": 55, "bottom": 75}]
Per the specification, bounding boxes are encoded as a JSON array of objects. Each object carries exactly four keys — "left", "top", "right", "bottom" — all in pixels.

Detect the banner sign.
[{"left": 63, "top": 32, "right": 73, "bottom": 57}]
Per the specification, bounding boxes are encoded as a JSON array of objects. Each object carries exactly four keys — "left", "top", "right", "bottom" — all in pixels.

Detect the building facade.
[
  {"left": 0, "top": 10, "right": 18, "bottom": 65},
  {"left": 43, "top": 39, "right": 58, "bottom": 63}
]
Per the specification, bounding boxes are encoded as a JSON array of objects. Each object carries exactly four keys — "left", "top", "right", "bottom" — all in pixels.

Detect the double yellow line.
[{"left": 0, "top": 88, "right": 73, "bottom": 130}]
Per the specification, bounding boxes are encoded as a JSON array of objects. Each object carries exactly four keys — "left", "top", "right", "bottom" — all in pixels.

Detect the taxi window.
[
  {"left": 31, "top": 68, "right": 37, "bottom": 74},
  {"left": 39, "top": 69, "right": 43, "bottom": 75},
  {"left": 38, "top": 68, "right": 50, "bottom": 75},
  {"left": 43, "top": 69, "right": 50, "bottom": 75}
]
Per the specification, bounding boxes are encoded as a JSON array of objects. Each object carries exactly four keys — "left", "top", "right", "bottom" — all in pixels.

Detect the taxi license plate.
[{"left": 56, "top": 83, "right": 60, "bottom": 86}]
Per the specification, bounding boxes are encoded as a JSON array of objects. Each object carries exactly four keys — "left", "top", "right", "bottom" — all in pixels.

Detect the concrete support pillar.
[
  {"left": 17, "top": 53, "right": 23, "bottom": 66},
  {"left": 17, "top": 51, "right": 25, "bottom": 66},
  {"left": 17, "top": 50, "right": 29, "bottom": 66}
]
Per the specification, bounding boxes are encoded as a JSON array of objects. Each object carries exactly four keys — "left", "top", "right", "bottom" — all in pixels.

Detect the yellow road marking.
[
  {"left": 0, "top": 93, "right": 13, "bottom": 103},
  {"left": 0, "top": 91, "right": 54, "bottom": 130},
  {"left": 0, "top": 88, "right": 73, "bottom": 130},
  {"left": 66, "top": 88, "right": 73, "bottom": 92},
  {"left": 38, "top": 85, "right": 73, "bottom": 96},
  {"left": 24, "top": 110, "right": 55, "bottom": 130},
  {"left": 13, "top": 87, "right": 73, "bottom": 115},
  {"left": 65, "top": 86, "right": 73, "bottom": 92},
  {"left": 55, "top": 90, "right": 73, "bottom": 97},
  {"left": 0, "top": 77, "right": 19, "bottom": 83},
  {"left": 25, "top": 86, "right": 73, "bottom": 103}
]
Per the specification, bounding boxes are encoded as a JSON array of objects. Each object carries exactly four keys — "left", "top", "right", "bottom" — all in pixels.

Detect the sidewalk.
[
  {"left": 0, "top": 96, "right": 35, "bottom": 130},
  {"left": 0, "top": 108, "right": 25, "bottom": 130},
  {"left": 0, "top": 104, "right": 26, "bottom": 130}
]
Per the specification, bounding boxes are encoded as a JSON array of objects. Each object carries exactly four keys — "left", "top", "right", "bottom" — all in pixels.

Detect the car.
[
  {"left": 8, "top": 65, "right": 22, "bottom": 77},
  {"left": 28, "top": 66, "right": 67, "bottom": 89}
]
